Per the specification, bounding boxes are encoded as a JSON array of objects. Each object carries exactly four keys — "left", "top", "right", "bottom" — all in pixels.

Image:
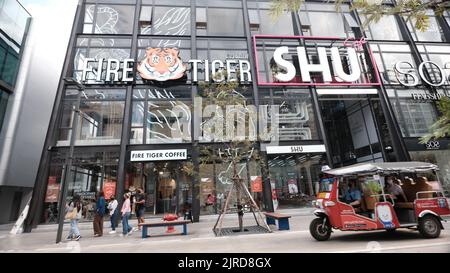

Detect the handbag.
[{"left": 65, "top": 207, "right": 78, "bottom": 220}]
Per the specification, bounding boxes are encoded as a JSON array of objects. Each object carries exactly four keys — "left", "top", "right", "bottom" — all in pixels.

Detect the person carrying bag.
[{"left": 66, "top": 196, "right": 82, "bottom": 241}]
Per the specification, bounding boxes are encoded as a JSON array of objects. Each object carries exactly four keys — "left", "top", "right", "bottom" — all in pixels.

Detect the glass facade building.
[
  {"left": 24, "top": 0, "right": 450, "bottom": 229},
  {"left": 0, "top": 0, "right": 31, "bottom": 224},
  {"left": 0, "top": 0, "right": 30, "bottom": 131}
]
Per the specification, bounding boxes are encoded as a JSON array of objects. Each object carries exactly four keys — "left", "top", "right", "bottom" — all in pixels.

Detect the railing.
[
  {"left": 370, "top": 194, "right": 395, "bottom": 206},
  {"left": 416, "top": 191, "right": 444, "bottom": 200}
]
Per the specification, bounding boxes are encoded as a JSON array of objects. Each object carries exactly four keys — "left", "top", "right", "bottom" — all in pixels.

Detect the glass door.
[{"left": 128, "top": 161, "right": 192, "bottom": 215}]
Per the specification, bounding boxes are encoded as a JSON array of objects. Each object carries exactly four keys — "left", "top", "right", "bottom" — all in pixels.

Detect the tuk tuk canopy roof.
[{"left": 323, "top": 162, "right": 439, "bottom": 176}]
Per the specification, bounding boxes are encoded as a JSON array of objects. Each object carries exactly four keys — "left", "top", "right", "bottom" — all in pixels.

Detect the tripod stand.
[{"left": 213, "top": 174, "right": 271, "bottom": 236}]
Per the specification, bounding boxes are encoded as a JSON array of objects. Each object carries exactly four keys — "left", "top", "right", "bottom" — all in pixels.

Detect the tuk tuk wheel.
[
  {"left": 310, "top": 218, "right": 331, "bottom": 241},
  {"left": 418, "top": 215, "right": 441, "bottom": 239}
]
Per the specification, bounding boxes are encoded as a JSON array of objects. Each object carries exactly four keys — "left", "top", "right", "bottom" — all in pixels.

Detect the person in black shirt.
[{"left": 135, "top": 188, "right": 146, "bottom": 230}]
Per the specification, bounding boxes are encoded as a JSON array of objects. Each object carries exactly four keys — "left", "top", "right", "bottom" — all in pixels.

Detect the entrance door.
[
  {"left": 128, "top": 161, "right": 191, "bottom": 215},
  {"left": 154, "top": 162, "right": 177, "bottom": 214}
]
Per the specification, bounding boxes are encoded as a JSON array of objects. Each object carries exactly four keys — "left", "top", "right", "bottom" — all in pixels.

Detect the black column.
[
  {"left": 115, "top": 0, "right": 142, "bottom": 218},
  {"left": 190, "top": 0, "right": 200, "bottom": 222}
]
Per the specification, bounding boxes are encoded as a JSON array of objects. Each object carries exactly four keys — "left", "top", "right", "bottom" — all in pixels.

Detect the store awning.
[{"left": 323, "top": 161, "right": 439, "bottom": 176}]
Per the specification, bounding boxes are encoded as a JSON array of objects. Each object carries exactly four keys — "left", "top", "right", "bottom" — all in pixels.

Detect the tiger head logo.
[{"left": 137, "top": 47, "right": 187, "bottom": 81}]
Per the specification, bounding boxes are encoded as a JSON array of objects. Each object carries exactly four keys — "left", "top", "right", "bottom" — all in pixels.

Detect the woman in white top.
[
  {"left": 108, "top": 196, "right": 119, "bottom": 234},
  {"left": 121, "top": 193, "right": 133, "bottom": 236}
]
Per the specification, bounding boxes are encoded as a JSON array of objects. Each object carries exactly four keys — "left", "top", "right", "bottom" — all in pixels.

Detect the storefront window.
[
  {"left": 41, "top": 149, "right": 119, "bottom": 223},
  {"left": 41, "top": 151, "right": 67, "bottom": 224},
  {"left": 320, "top": 98, "right": 384, "bottom": 165},
  {"left": 82, "top": 4, "right": 135, "bottom": 34},
  {"left": 417, "top": 44, "right": 450, "bottom": 86},
  {"left": 362, "top": 15, "right": 403, "bottom": 41},
  {"left": 131, "top": 87, "right": 192, "bottom": 144},
  {"left": 56, "top": 89, "right": 126, "bottom": 146},
  {"left": 196, "top": 38, "right": 249, "bottom": 85},
  {"left": 265, "top": 89, "right": 319, "bottom": 141},
  {"left": 76, "top": 101, "right": 125, "bottom": 146},
  {"left": 248, "top": 8, "right": 294, "bottom": 36},
  {"left": 371, "top": 43, "right": 415, "bottom": 85},
  {"left": 387, "top": 88, "right": 439, "bottom": 137},
  {"left": 139, "top": 6, "right": 191, "bottom": 35},
  {"left": 299, "top": 3, "right": 356, "bottom": 38},
  {"left": 268, "top": 154, "right": 325, "bottom": 210},
  {"left": 69, "top": 149, "right": 119, "bottom": 219},
  {"left": 198, "top": 148, "right": 261, "bottom": 215},
  {"left": 200, "top": 162, "right": 216, "bottom": 215},
  {"left": 405, "top": 11, "right": 446, "bottom": 42},
  {"left": 73, "top": 37, "right": 132, "bottom": 82},
  {"left": 196, "top": 7, "right": 244, "bottom": 36}
]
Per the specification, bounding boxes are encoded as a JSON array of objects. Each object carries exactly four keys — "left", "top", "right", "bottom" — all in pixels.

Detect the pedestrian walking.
[
  {"left": 135, "top": 189, "right": 146, "bottom": 231},
  {"left": 121, "top": 193, "right": 133, "bottom": 236},
  {"left": 206, "top": 194, "right": 216, "bottom": 214},
  {"left": 108, "top": 195, "right": 119, "bottom": 234},
  {"left": 65, "top": 195, "right": 82, "bottom": 241},
  {"left": 93, "top": 191, "right": 106, "bottom": 237}
]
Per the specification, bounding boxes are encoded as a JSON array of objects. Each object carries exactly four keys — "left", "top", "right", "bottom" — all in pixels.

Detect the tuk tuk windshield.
[{"left": 319, "top": 177, "right": 334, "bottom": 192}]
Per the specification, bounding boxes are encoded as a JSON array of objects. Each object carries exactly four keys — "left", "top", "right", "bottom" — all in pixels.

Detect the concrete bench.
[
  {"left": 264, "top": 212, "right": 292, "bottom": 231},
  {"left": 138, "top": 220, "right": 191, "bottom": 238}
]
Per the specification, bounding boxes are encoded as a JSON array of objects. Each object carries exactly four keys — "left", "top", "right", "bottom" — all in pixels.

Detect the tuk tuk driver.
[{"left": 344, "top": 180, "right": 362, "bottom": 208}]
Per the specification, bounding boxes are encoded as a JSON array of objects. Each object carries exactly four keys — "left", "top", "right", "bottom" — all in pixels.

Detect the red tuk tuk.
[{"left": 310, "top": 162, "right": 450, "bottom": 241}]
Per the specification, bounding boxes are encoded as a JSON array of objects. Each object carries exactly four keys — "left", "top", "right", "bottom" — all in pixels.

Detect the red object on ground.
[{"left": 163, "top": 214, "right": 179, "bottom": 233}]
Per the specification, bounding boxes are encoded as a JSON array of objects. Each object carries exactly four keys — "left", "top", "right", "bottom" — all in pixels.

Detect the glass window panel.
[
  {"left": 268, "top": 91, "right": 319, "bottom": 141},
  {"left": 130, "top": 128, "right": 144, "bottom": 144},
  {"left": 309, "top": 12, "right": 345, "bottom": 37},
  {"left": 259, "top": 10, "right": 294, "bottom": 36},
  {"left": 83, "top": 5, "right": 135, "bottom": 34},
  {"left": 142, "top": 7, "right": 190, "bottom": 35},
  {"left": 407, "top": 15, "right": 445, "bottom": 42},
  {"left": 75, "top": 101, "right": 125, "bottom": 146},
  {"left": 364, "top": 15, "right": 402, "bottom": 40},
  {"left": 388, "top": 89, "right": 439, "bottom": 137},
  {"left": 343, "top": 13, "right": 358, "bottom": 28},
  {"left": 81, "top": 89, "right": 126, "bottom": 100},
  {"left": 146, "top": 100, "right": 191, "bottom": 144},
  {"left": 207, "top": 8, "right": 244, "bottom": 36},
  {"left": 132, "top": 101, "right": 145, "bottom": 127},
  {"left": 1, "top": 52, "right": 18, "bottom": 85}
]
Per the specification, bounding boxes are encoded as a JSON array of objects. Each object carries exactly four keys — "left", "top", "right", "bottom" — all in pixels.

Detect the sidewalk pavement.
[
  {"left": 0, "top": 207, "right": 316, "bottom": 252},
  {"left": 0, "top": 207, "right": 315, "bottom": 234}
]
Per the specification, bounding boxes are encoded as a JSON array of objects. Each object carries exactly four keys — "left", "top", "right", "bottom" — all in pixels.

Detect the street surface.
[{"left": 0, "top": 208, "right": 449, "bottom": 253}]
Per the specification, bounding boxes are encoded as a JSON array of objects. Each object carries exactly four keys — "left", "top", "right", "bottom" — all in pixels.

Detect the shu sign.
[{"left": 253, "top": 35, "right": 381, "bottom": 87}]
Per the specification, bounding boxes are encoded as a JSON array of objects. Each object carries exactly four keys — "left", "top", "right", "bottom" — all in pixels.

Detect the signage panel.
[
  {"left": 266, "top": 145, "right": 326, "bottom": 154},
  {"left": 130, "top": 149, "right": 188, "bottom": 162}
]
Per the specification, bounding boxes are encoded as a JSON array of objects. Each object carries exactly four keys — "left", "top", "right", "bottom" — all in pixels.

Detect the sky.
[{"left": 18, "top": 0, "right": 74, "bottom": 17}]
